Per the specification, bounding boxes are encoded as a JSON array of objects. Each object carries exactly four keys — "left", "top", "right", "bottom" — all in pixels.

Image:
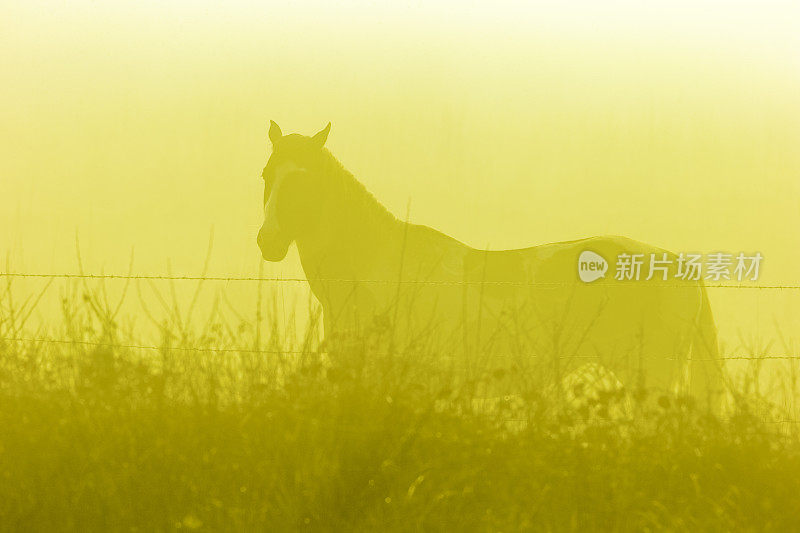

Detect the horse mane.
[{"left": 317, "top": 148, "right": 399, "bottom": 226}]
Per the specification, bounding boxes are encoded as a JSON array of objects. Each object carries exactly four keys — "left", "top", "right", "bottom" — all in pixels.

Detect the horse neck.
[{"left": 295, "top": 166, "right": 404, "bottom": 282}]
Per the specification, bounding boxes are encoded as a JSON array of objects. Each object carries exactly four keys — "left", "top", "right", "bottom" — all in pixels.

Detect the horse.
[{"left": 256, "top": 121, "right": 723, "bottom": 407}]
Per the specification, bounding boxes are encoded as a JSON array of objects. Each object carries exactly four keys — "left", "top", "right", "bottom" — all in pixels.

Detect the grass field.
[{"left": 2, "top": 280, "right": 800, "bottom": 532}]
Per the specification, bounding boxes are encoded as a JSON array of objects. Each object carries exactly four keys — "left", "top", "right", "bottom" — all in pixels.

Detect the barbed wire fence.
[
  {"left": 1, "top": 271, "right": 798, "bottom": 359},
  {"left": 5, "top": 270, "right": 800, "bottom": 427},
  {"left": 2, "top": 271, "right": 800, "bottom": 289}
]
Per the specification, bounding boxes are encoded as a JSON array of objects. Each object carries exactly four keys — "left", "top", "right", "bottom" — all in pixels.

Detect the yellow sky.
[{"left": 1, "top": 0, "right": 799, "bottom": 348}]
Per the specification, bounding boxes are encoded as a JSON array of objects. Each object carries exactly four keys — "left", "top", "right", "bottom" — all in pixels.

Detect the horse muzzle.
[{"left": 257, "top": 227, "right": 291, "bottom": 261}]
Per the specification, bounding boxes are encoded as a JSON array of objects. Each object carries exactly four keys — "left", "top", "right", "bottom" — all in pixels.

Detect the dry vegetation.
[{"left": 1, "top": 278, "right": 800, "bottom": 531}]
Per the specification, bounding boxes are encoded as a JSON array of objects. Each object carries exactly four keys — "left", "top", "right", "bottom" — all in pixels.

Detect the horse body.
[{"left": 258, "top": 121, "right": 721, "bottom": 402}]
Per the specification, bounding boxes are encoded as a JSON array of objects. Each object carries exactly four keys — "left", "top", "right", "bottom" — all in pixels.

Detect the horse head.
[{"left": 257, "top": 120, "right": 331, "bottom": 261}]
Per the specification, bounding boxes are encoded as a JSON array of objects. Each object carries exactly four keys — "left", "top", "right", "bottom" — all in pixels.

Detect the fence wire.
[
  {"left": 0, "top": 336, "right": 797, "bottom": 361},
  {"left": 0, "top": 271, "right": 798, "bottom": 289},
  {"left": 1, "top": 271, "right": 798, "bottom": 361}
]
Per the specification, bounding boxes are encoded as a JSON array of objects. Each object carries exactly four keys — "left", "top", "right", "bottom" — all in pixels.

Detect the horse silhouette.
[{"left": 257, "top": 121, "right": 723, "bottom": 405}]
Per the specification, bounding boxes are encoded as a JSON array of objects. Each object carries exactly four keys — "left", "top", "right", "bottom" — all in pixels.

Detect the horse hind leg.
[{"left": 689, "top": 290, "right": 725, "bottom": 413}]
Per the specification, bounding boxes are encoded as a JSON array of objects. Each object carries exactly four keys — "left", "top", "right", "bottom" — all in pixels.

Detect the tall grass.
[{"left": 1, "top": 277, "right": 800, "bottom": 531}]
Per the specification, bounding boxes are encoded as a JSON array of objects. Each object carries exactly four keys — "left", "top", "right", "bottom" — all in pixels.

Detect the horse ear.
[
  {"left": 311, "top": 122, "right": 331, "bottom": 148},
  {"left": 268, "top": 120, "right": 283, "bottom": 144}
]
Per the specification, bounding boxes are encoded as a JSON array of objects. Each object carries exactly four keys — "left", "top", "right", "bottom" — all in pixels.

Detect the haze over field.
[
  {"left": 2, "top": 0, "right": 799, "bottom": 352},
  {"left": 4, "top": 3, "right": 800, "bottom": 529}
]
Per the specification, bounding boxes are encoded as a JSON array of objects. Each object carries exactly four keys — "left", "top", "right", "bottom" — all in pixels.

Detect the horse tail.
[{"left": 690, "top": 285, "right": 724, "bottom": 411}]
